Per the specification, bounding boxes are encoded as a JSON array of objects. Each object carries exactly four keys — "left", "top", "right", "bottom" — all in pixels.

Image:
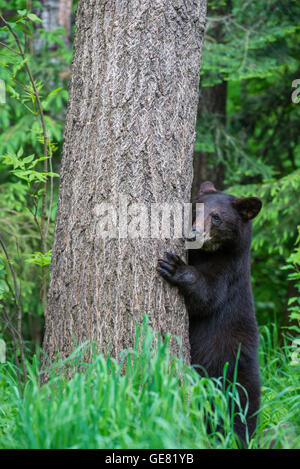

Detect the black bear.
[{"left": 157, "top": 181, "right": 262, "bottom": 444}]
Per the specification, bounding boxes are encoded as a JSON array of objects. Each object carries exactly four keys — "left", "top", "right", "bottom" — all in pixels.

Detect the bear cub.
[{"left": 157, "top": 181, "right": 262, "bottom": 444}]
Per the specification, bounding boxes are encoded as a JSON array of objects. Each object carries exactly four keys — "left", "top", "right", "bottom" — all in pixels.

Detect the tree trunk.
[
  {"left": 43, "top": 0, "right": 207, "bottom": 365},
  {"left": 192, "top": 3, "right": 230, "bottom": 199},
  {"left": 57, "top": 0, "right": 73, "bottom": 47},
  {"left": 192, "top": 81, "right": 227, "bottom": 199}
]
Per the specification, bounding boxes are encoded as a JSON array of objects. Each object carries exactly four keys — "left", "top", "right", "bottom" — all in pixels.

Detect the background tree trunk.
[
  {"left": 43, "top": 0, "right": 207, "bottom": 364},
  {"left": 57, "top": 0, "right": 73, "bottom": 47},
  {"left": 191, "top": 2, "right": 230, "bottom": 199},
  {"left": 35, "top": 0, "right": 73, "bottom": 50},
  {"left": 192, "top": 81, "right": 227, "bottom": 199}
]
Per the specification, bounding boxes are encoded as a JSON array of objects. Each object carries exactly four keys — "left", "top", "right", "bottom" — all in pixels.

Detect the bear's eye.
[{"left": 211, "top": 213, "right": 221, "bottom": 225}]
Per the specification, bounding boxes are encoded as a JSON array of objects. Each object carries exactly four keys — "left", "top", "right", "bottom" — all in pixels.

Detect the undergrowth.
[{"left": 0, "top": 319, "right": 299, "bottom": 449}]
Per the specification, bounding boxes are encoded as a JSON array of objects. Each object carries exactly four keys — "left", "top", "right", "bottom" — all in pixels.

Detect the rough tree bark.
[{"left": 43, "top": 0, "right": 207, "bottom": 364}]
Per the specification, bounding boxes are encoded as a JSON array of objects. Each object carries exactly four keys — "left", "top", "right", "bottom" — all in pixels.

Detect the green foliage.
[
  {"left": 0, "top": 5, "right": 69, "bottom": 155},
  {"left": 204, "top": 0, "right": 300, "bottom": 85},
  {"left": 0, "top": 0, "right": 299, "bottom": 451},
  {"left": 0, "top": 3, "right": 69, "bottom": 341},
  {"left": 0, "top": 320, "right": 241, "bottom": 449},
  {"left": 2, "top": 148, "right": 58, "bottom": 183},
  {"left": 195, "top": 0, "right": 300, "bottom": 327},
  {"left": 229, "top": 171, "right": 300, "bottom": 255},
  {"left": 282, "top": 227, "right": 300, "bottom": 334},
  {"left": 258, "top": 325, "right": 300, "bottom": 448},
  {"left": 0, "top": 320, "right": 299, "bottom": 449},
  {"left": 25, "top": 250, "right": 52, "bottom": 267},
  {"left": 197, "top": 1, "right": 300, "bottom": 180}
]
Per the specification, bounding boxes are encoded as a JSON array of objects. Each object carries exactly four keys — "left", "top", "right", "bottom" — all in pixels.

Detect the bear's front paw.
[{"left": 157, "top": 252, "right": 198, "bottom": 288}]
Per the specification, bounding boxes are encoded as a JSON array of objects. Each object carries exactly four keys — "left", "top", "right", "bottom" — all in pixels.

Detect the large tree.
[{"left": 43, "top": 0, "right": 207, "bottom": 364}]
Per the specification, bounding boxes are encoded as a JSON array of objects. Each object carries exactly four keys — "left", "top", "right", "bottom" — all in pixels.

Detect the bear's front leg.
[{"left": 157, "top": 252, "right": 199, "bottom": 289}]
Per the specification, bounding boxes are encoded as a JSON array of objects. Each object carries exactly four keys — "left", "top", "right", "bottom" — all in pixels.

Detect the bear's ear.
[
  {"left": 233, "top": 197, "right": 262, "bottom": 221},
  {"left": 197, "top": 181, "right": 217, "bottom": 197}
]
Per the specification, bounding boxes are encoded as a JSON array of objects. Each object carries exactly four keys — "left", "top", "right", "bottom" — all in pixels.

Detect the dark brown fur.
[{"left": 157, "top": 181, "right": 262, "bottom": 444}]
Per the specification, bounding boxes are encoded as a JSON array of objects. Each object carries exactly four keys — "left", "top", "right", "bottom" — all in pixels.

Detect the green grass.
[
  {"left": 256, "top": 326, "right": 300, "bottom": 449},
  {"left": 0, "top": 318, "right": 299, "bottom": 449}
]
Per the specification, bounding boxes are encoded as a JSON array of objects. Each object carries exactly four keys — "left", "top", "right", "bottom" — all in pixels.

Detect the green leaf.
[
  {"left": 23, "top": 154, "right": 35, "bottom": 164},
  {"left": 47, "top": 88, "right": 62, "bottom": 98},
  {"left": 27, "top": 13, "right": 43, "bottom": 23},
  {"left": 17, "top": 9, "right": 27, "bottom": 16},
  {"left": 25, "top": 250, "right": 52, "bottom": 267},
  {"left": 17, "top": 147, "right": 24, "bottom": 158}
]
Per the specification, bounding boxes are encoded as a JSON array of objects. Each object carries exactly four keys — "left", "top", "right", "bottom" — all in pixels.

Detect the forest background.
[{"left": 0, "top": 0, "right": 299, "bottom": 449}]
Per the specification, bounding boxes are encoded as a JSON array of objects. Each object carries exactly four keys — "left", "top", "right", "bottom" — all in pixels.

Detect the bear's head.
[{"left": 187, "top": 181, "right": 262, "bottom": 252}]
